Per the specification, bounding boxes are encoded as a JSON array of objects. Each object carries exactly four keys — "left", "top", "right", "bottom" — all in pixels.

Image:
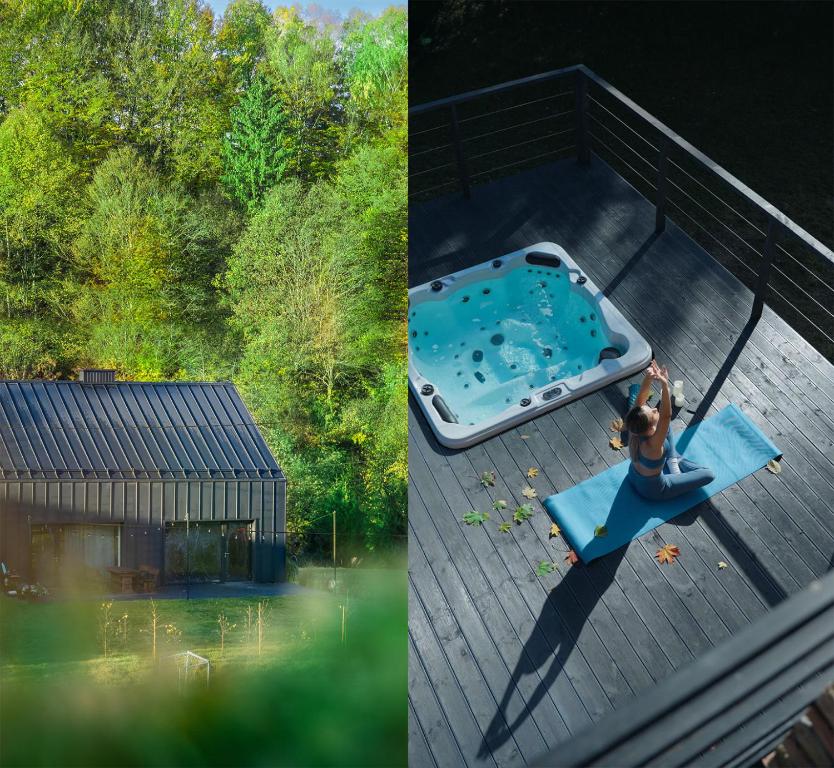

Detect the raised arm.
[
  {"left": 648, "top": 366, "right": 673, "bottom": 449},
  {"left": 634, "top": 360, "right": 661, "bottom": 407}
]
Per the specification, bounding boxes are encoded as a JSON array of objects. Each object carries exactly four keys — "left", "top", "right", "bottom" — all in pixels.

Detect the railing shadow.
[{"left": 675, "top": 314, "right": 760, "bottom": 454}]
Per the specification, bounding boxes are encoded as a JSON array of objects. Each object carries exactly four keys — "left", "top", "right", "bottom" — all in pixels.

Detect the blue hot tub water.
[{"left": 409, "top": 265, "right": 615, "bottom": 425}]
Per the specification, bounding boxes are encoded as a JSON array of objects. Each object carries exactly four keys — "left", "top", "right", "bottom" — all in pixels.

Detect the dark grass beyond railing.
[{"left": 409, "top": 66, "right": 834, "bottom": 361}]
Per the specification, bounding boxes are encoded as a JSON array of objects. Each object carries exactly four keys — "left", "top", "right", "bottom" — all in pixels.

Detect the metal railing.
[
  {"left": 409, "top": 65, "right": 834, "bottom": 359},
  {"left": 537, "top": 568, "right": 834, "bottom": 768}
]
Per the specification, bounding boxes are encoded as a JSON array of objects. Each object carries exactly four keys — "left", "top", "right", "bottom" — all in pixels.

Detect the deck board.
[{"left": 408, "top": 155, "right": 834, "bottom": 767}]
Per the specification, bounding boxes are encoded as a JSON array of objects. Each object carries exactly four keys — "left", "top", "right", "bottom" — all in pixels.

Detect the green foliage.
[
  {"left": 222, "top": 72, "right": 291, "bottom": 210},
  {"left": 0, "top": 0, "right": 407, "bottom": 551},
  {"left": 263, "top": 7, "right": 341, "bottom": 180},
  {"left": 513, "top": 504, "right": 535, "bottom": 523},
  {"left": 463, "top": 510, "right": 490, "bottom": 526},
  {"left": 216, "top": 0, "right": 272, "bottom": 88},
  {"left": 341, "top": 8, "right": 408, "bottom": 139},
  {"left": 72, "top": 147, "right": 233, "bottom": 379}
]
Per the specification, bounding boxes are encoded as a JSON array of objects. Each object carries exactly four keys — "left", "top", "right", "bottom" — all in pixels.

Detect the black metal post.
[
  {"left": 449, "top": 103, "right": 471, "bottom": 199},
  {"left": 185, "top": 511, "right": 190, "bottom": 600},
  {"left": 574, "top": 70, "right": 590, "bottom": 165},
  {"left": 752, "top": 217, "right": 777, "bottom": 320},
  {"left": 655, "top": 137, "right": 669, "bottom": 232}
]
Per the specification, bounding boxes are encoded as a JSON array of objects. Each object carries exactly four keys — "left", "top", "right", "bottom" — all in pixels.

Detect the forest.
[{"left": 0, "top": 0, "right": 407, "bottom": 552}]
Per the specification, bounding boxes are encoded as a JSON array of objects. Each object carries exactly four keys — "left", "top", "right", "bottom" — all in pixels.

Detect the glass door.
[{"left": 223, "top": 523, "right": 253, "bottom": 581}]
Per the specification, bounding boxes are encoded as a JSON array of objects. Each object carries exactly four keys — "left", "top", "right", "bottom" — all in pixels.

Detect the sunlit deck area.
[{"left": 407, "top": 152, "right": 834, "bottom": 767}]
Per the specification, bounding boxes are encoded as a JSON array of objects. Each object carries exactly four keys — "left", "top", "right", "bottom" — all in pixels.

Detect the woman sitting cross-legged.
[{"left": 625, "top": 361, "right": 715, "bottom": 501}]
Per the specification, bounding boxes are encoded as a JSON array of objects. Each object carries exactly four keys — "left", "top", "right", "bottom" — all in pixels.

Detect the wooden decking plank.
[
  {"left": 476, "top": 431, "right": 650, "bottom": 705},
  {"left": 493, "top": 426, "right": 674, "bottom": 687},
  {"left": 409, "top": 539, "right": 522, "bottom": 767},
  {"left": 409, "top": 423, "right": 593, "bottom": 739},
  {"left": 510, "top": 413, "right": 708, "bottom": 666},
  {"left": 409, "top": 155, "right": 833, "bottom": 766},
  {"left": 499, "top": 423, "right": 695, "bottom": 671},
  {"left": 442, "top": 435, "right": 616, "bottom": 724},
  {"left": 410, "top": 413, "right": 600, "bottom": 733},
  {"left": 408, "top": 699, "right": 439, "bottom": 768},
  {"left": 530, "top": 189, "right": 834, "bottom": 571},
  {"left": 409, "top": 439, "right": 566, "bottom": 754},
  {"left": 534, "top": 168, "right": 834, "bottom": 536},
  {"left": 408, "top": 577, "right": 494, "bottom": 768}
]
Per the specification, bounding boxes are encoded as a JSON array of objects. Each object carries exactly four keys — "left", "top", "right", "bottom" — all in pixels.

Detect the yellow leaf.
[
  {"left": 521, "top": 486, "right": 537, "bottom": 499},
  {"left": 766, "top": 459, "right": 782, "bottom": 474},
  {"left": 527, "top": 467, "right": 539, "bottom": 478},
  {"left": 656, "top": 544, "right": 681, "bottom": 565},
  {"left": 549, "top": 523, "right": 561, "bottom": 538},
  {"left": 609, "top": 436, "right": 624, "bottom": 450},
  {"left": 610, "top": 417, "right": 624, "bottom": 432},
  {"left": 717, "top": 561, "right": 729, "bottom": 570}
]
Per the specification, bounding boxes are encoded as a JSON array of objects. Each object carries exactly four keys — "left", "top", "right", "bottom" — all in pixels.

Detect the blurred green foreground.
[{"left": 0, "top": 568, "right": 406, "bottom": 767}]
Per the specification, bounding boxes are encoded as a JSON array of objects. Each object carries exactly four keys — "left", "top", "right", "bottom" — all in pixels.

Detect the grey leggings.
[{"left": 628, "top": 433, "right": 715, "bottom": 501}]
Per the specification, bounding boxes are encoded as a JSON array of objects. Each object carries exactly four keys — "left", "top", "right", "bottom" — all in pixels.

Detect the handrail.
[
  {"left": 577, "top": 65, "right": 834, "bottom": 264},
  {"left": 409, "top": 66, "right": 833, "bottom": 346},
  {"left": 535, "top": 568, "right": 834, "bottom": 767},
  {"left": 408, "top": 64, "right": 582, "bottom": 115}
]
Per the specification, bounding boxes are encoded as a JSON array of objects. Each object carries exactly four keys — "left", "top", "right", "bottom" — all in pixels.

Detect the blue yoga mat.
[{"left": 543, "top": 403, "right": 780, "bottom": 562}]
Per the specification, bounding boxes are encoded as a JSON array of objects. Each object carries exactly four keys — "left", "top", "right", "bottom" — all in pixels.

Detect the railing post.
[
  {"left": 574, "top": 70, "right": 590, "bottom": 165},
  {"left": 752, "top": 217, "right": 777, "bottom": 320},
  {"left": 449, "top": 103, "right": 471, "bottom": 199},
  {"left": 655, "top": 137, "right": 669, "bottom": 232}
]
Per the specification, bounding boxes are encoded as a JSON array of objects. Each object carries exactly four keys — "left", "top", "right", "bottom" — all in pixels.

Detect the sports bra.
[{"left": 633, "top": 435, "right": 666, "bottom": 470}]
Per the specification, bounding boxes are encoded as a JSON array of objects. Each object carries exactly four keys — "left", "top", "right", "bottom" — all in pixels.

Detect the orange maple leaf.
[
  {"left": 564, "top": 550, "right": 579, "bottom": 565},
  {"left": 656, "top": 544, "right": 681, "bottom": 565}
]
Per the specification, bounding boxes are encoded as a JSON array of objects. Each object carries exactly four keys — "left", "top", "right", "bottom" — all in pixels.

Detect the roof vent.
[{"left": 78, "top": 369, "right": 116, "bottom": 384}]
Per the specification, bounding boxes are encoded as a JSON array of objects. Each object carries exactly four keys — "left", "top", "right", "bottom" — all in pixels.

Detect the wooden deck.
[{"left": 407, "top": 156, "right": 834, "bottom": 768}]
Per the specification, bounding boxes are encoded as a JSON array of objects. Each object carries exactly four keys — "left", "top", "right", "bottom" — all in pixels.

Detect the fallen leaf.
[
  {"left": 480, "top": 471, "right": 496, "bottom": 487},
  {"left": 766, "top": 459, "right": 782, "bottom": 474},
  {"left": 610, "top": 417, "right": 624, "bottom": 432},
  {"left": 513, "top": 504, "right": 534, "bottom": 523},
  {"left": 609, "top": 436, "right": 624, "bottom": 450},
  {"left": 520, "top": 434, "right": 530, "bottom": 440},
  {"left": 594, "top": 525, "right": 608, "bottom": 538},
  {"left": 527, "top": 467, "right": 539, "bottom": 478},
  {"left": 564, "top": 550, "right": 579, "bottom": 565},
  {"left": 492, "top": 499, "right": 507, "bottom": 511},
  {"left": 498, "top": 522, "right": 512, "bottom": 533},
  {"left": 549, "top": 523, "right": 561, "bottom": 538},
  {"left": 536, "top": 561, "right": 556, "bottom": 577},
  {"left": 521, "top": 486, "right": 538, "bottom": 499},
  {"left": 463, "top": 510, "right": 490, "bottom": 526},
  {"left": 656, "top": 544, "right": 681, "bottom": 565},
  {"left": 717, "top": 561, "right": 729, "bottom": 570}
]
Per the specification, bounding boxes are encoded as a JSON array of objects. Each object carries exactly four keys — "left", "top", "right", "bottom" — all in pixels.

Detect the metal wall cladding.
[{"left": 0, "top": 480, "right": 287, "bottom": 581}]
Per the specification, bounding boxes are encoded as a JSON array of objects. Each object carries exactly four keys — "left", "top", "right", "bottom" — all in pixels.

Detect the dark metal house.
[{"left": 0, "top": 371, "right": 286, "bottom": 585}]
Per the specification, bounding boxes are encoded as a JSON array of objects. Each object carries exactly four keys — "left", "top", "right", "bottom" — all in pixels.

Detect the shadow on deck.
[{"left": 407, "top": 155, "right": 834, "bottom": 768}]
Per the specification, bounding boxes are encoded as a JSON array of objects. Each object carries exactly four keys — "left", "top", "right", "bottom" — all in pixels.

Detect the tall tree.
[
  {"left": 263, "top": 7, "right": 341, "bottom": 180},
  {"left": 222, "top": 72, "right": 291, "bottom": 210}
]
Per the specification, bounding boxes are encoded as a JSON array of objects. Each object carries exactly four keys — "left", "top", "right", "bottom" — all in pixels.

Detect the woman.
[{"left": 625, "top": 361, "right": 715, "bottom": 501}]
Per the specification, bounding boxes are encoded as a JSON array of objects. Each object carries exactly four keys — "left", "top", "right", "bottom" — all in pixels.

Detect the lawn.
[{"left": 0, "top": 567, "right": 407, "bottom": 767}]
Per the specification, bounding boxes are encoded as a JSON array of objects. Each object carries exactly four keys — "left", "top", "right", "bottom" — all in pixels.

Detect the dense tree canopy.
[{"left": 0, "top": 0, "right": 407, "bottom": 552}]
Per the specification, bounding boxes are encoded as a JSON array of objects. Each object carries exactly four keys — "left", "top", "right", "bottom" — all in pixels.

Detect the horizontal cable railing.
[
  {"left": 409, "top": 65, "right": 834, "bottom": 360},
  {"left": 538, "top": 568, "right": 834, "bottom": 768}
]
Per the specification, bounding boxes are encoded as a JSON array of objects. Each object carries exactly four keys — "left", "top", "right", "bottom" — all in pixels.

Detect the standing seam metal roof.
[{"left": 0, "top": 381, "right": 284, "bottom": 480}]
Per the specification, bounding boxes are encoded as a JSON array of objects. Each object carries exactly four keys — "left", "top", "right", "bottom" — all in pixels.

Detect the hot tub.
[{"left": 408, "top": 242, "right": 653, "bottom": 448}]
